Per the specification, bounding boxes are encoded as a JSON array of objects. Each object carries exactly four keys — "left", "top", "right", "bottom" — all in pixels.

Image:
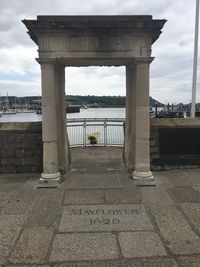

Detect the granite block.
[{"left": 49, "top": 233, "right": 118, "bottom": 261}]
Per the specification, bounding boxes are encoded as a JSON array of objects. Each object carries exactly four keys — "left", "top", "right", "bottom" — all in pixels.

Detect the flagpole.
[{"left": 191, "top": 0, "right": 200, "bottom": 118}]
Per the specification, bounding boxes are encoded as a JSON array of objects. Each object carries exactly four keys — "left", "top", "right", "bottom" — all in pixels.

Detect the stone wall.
[
  {"left": 1, "top": 119, "right": 200, "bottom": 173},
  {"left": 150, "top": 118, "right": 200, "bottom": 170},
  {"left": 0, "top": 122, "right": 42, "bottom": 173}
]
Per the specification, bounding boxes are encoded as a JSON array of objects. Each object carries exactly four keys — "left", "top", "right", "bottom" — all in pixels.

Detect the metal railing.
[{"left": 67, "top": 118, "right": 125, "bottom": 147}]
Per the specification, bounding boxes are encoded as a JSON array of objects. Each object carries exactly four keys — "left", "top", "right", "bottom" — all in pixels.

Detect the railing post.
[
  {"left": 83, "top": 122, "right": 87, "bottom": 147},
  {"left": 104, "top": 121, "right": 107, "bottom": 146}
]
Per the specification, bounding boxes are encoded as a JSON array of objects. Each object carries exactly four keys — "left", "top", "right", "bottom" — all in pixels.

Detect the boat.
[
  {"left": 2, "top": 93, "right": 17, "bottom": 115},
  {"left": 3, "top": 110, "right": 16, "bottom": 115},
  {"left": 81, "top": 105, "right": 88, "bottom": 109}
]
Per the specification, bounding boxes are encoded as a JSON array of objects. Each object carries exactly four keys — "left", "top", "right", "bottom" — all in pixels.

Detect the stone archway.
[{"left": 23, "top": 15, "right": 166, "bottom": 182}]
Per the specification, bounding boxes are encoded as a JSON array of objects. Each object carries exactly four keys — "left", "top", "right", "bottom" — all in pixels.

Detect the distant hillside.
[
  {"left": 67, "top": 95, "right": 164, "bottom": 108},
  {"left": 149, "top": 97, "right": 164, "bottom": 107},
  {"left": 1, "top": 95, "right": 164, "bottom": 108}
]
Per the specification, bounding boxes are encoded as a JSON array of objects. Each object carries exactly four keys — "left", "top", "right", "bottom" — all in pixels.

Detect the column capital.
[
  {"left": 36, "top": 58, "right": 56, "bottom": 65},
  {"left": 134, "top": 57, "right": 155, "bottom": 64}
]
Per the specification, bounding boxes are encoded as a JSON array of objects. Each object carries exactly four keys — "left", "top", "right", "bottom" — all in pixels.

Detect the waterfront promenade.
[{"left": 0, "top": 147, "right": 200, "bottom": 266}]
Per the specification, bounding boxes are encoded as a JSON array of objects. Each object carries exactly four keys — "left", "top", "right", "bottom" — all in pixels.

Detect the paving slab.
[
  {"left": 194, "top": 185, "right": 200, "bottom": 194},
  {"left": 184, "top": 169, "right": 200, "bottom": 185},
  {"left": 167, "top": 187, "right": 200, "bottom": 203},
  {"left": 9, "top": 227, "right": 53, "bottom": 264},
  {"left": 105, "top": 188, "right": 142, "bottom": 204},
  {"left": 0, "top": 191, "right": 14, "bottom": 207},
  {"left": 180, "top": 203, "right": 200, "bottom": 233},
  {"left": 32, "top": 190, "right": 64, "bottom": 212},
  {"left": 0, "top": 175, "right": 29, "bottom": 183},
  {"left": 140, "top": 187, "right": 174, "bottom": 207},
  {"left": 0, "top": 214, "right": 26, "bottom": 265},
  {"left": 7, "top": 265, "right": 50, "bottom": 267},
  {"left": 25, "top": 209, "right": 61, "bottom": 228},
  {"left": 49, "top": 233, "right": 118, "bottom": 262},
  {"left": 118, "top": 232, "right": 167, "bottom": 258},
  {"left": 118, "top": 175, "right": 138, "bottom": 187},
  {"left": 60, "top": 173, "right": 77, "bottom": 188},
  {"left": 0, "top": 183, "right": 21, "bottom": 191},
  {"left": 176, "top": 255, "right": 200, "bottom": 267},
  {"left": 3, "top": 190, "right": 40, "bottom": 214},
  {"left": 23, "top": 177, "right": 41, "bottom": 189},
  {"left": 64, "top": 189, "right": 105, "bottom": 204},
  {"left": 52, "top": 258, "right": 178, "bottom": 267},
  {"left": 68, "top": 173, "right": 121, "bottom": 189},
  {"left": 162, "top": 171, "right": 192, "bottom": 187},
  {"left": 59, "top": 204, "right": 153, "bottom": 232},
  {"left": 150, "top": 205, "right": 200, "bottom": 255},
  {"left": 152, "top": 172, "right": 173, "bottom": 187}
]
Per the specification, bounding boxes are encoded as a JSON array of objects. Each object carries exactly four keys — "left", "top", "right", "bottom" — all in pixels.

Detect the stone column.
[
  {"left": 55, "top": 65, "right": 71, "bottom": 172},
  {"left": 132, "top": 58, "right": 154, "bottom": 179},
  {"left": 38, "top": 59, "right": 61, "bottom": 182},
  {"left": 125, "top": 64, "right": 136, "bottom": 170}
]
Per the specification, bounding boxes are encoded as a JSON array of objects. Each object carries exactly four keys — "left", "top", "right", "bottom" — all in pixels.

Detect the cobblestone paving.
[{"left": 0, "top": 147, "right": 200, "bottom": 266}]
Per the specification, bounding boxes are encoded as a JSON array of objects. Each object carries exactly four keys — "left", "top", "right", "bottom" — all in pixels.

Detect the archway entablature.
[
  {"left": 36, "top": 56, "right": 155, "bottom": 67},
  {"left": 23, "top": 15, "right": 166, "bottom": 61}
]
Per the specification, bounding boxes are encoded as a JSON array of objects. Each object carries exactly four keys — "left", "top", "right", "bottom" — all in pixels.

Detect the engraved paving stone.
[{"left": 59, "top": 204, "right": 153, "bottom": 232}]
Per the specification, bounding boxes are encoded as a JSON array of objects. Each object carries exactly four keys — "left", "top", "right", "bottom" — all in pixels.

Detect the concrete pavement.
[{"left": 0, "top": 147, "right": 200, "bottom": 266}]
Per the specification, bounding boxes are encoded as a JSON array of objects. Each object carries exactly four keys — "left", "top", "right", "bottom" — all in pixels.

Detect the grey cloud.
[{"left": 0, "top": 0, "right": 199, "bottom": 103}]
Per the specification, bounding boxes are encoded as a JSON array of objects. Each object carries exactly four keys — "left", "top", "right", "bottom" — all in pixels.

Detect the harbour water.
[{"left": 0, "top": 108, "right": 126, "bottom": 122}]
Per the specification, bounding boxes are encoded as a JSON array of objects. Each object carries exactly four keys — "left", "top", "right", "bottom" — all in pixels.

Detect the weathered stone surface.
[
  {"left": 153, "top": 172, "right": 173, "bottom": 187},
  {"left": 69, "top": 173, "right": 121, "bottom": 188},
  {"left": 0, "top": 173, "right": 30, "bottom": 183},
  {"left": 0, "top": 183, "right": 21, "bottom": 191},
  {"left": 105, "top": 188, "right": 142, "bottom": 204},
  {"left": 0, "top": 123, "right": 42, "bottom": 174},
  {"left": 163, "top": 171, "right": 191, "bottom": 187},
  {"left": 0, "top": 214, "right": 26, "bottom": 264},
  {"left": 26, "top": 209, "right": 61, "bottom": 228},
  {"left": 0, "top": 191, "right": 14, "bottom": 207},
  {"left": 118, "top": 232, "right": 167, "bottom": 258},
  {"left": 52, "top": 258, "right": 178, "bottom": 267},
  {"left": 4, "top": 190, "right": 40, "bottom": 214},
  {"left": 180, "top": 203, "right": 200, "bottom": 232},
  {"left": 141, "top": 187, "right": 174, "bottom": 207},
  {"left": 9, "top": 227, "right": 53, "bottom": 264},
  {"left": 167, "top": 187, "right": 200, "bottom": 203},
  {"left": 49, "top": 233, "right": 118, "bottom": 262},
  {"left": 176, "top": 256, "right": 200, "bottom": 267},
  {"left": 194, "top": 185, "right": 200, "bottom": 194},
  {"left": 184, "top": 169, "right": 200, "bottom": 185},
  {"left": 64, "top": 189, "right": 104, "bottom": 204},
  {"left": 150, "top": 206, "right": 200, "bottom": 255},
  {"left": 32, "top": 190, "right": 64, "bottom": 212},
  {"left": 59, "top": 204, "right": 153, "bottom": 232},
  {"left": 7, "top": 265, "right": 50, "bottom": 267}
]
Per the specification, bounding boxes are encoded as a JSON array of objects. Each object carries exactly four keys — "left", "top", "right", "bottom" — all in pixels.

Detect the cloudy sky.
[{"left": 0, "top": 0, "right": 199, "bottom": 104}]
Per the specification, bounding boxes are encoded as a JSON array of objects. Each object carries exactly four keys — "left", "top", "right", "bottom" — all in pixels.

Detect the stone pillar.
[
  {"left": 39, "top": 60, "right": 61, "bottom": 182},
  {"left": 55, "top": 65, "right": 71, "bottom": 172},
  {"left": 132, "top": 58, "right": 154, "bottom": 179},
  {"left": 125, "top": 64, "right": 136, "bottom": 170}
]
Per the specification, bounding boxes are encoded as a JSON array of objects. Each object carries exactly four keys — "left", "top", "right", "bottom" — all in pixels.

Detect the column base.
[
  {"left": 132, "top": 170, "right": 154, "bottom": 180},
  {"left": 39, "top": 172, "right": 61, "bottom": 183}
]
